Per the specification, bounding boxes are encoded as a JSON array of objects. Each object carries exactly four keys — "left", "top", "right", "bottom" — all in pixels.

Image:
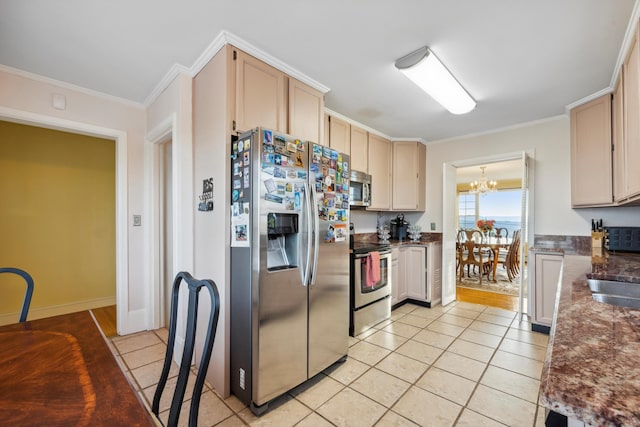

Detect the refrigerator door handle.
[
  {"left": 310, "top": 182, "right": 320, "bottom": 286},
  {"left": 302, "top": 182, "right": 312, "bottom": 286}
]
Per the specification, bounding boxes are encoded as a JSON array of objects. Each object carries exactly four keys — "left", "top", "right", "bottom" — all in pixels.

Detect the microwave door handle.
[
  {"left": 364, "top": 183, "right": 370, "bottom": 203},
  {"left": 310, "top": 183, "right": 320, "bottom": 286},
  {"left": 302, "top": 182, "right": 312, "bottom": 286}
]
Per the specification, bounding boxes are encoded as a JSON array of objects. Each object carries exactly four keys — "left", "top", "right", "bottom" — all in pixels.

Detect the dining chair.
[
  {"left": 494, "top": 227, "right": 509, "bottom": 240},
  {"left": 499, "top": 229, "right": 521, "bottom": 282},
  {"left": 0, "top": 267, "right": 34, "bottom": 322},
  {"left": 152, "top": 272, "right": 221, "bottom": 427},
  {"left": 458, "top": 230, "right": 494, "bottom": 285}
]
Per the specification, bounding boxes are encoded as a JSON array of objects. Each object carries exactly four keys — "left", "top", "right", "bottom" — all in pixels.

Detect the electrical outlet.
[
  {"left": 133, "top": 215, "right": 142, "bottom": 226},
  {"left": 430, "top": 222, "right": 436, "bottom": 231}
]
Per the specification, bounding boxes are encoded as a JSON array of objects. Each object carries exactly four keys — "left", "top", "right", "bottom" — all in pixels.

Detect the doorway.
[
  {"left": 442, "top": 152, "right": 531, "bottom": 315},
  {"left": 160, "top": 140, "right": 173, "bottom": 327}
]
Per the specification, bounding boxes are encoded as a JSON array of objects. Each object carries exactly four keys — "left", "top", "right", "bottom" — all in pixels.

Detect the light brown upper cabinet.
[
  {"left": 288, "top": 77, "right": 324, "bottom": 144},
  {"left": 350, "top": 126, "right": 368, "bottom": 173},
  {"left": 623, "top": 25, "right": 640, "bottom": 201},
  {"left": 392, "top": 141, "right": 426, "bottom": 211},
  {"left": 234, "top": 50, "right": 287, "bottom": 133},
  {"left": 570, "top": 94, "right": 613, "bottom": 207},
  {"left": 367, "top": 134, "right": 392, "bottom": 210},
  {"left": 328, "top": 116, "right": 350, "bottom": 155},
  {"left": 613, "top": 76, "right": 626, "bottom": 202}
]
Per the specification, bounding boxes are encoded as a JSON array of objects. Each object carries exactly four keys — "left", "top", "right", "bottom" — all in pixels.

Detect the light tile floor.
[{"left": 108, "top": 301, "right": 550, "bottom": 426}]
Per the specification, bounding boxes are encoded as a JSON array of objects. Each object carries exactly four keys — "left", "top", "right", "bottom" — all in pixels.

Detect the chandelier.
[{"left": 470, "top": 166, "right": 497, "bottom": 194}]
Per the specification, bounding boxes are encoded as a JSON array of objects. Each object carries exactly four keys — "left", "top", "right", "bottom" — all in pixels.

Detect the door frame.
[
  {"left": 442, "top": 150, "right": 535, "bottom": 312},
  {"left": 0, "top": 106, "right": 132, "bottom": 333}
]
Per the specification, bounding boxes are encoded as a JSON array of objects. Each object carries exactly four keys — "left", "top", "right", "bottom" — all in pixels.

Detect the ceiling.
[
  {"left": 0, "top": 0, "right": 636, "bottom": 142},
  {"left": 456, "top": 160, "right": 522, "bottom": 184}
]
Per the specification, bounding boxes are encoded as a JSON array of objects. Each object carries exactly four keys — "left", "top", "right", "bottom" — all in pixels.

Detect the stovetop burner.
[{"left": 351, "top": 241, "right": 391, "bottom": 255}]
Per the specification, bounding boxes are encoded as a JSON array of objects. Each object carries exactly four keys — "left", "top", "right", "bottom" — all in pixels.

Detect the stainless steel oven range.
[{"left": 350, "top": 242, "right": 392, "bottom": 336}]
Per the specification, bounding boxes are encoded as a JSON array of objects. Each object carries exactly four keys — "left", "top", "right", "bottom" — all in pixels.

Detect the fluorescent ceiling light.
[{"left": 395, "top": 46, "right": 476, "bottom": 115}]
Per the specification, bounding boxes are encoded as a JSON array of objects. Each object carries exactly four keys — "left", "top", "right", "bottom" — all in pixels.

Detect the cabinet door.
[
  {"left": 416, "top": 143, "right": 426, "bottom": 211},
  {"left": 367, "top": 134, "right": 392, "bottom": 210},
  {"left": 392, "top": 141, "right": 426, "bottom": 211},
  {"left": 289, "top": 78, "right": 324, "bottom": 144},
  {"left": 350, "top": 126, "right": 368, "bottom": 173},
  {"left": 534, "top": 253, "right": 563, "bottom": 327},
  {"left": 613, "top": 76, "right": 626, "bottom": 202},
  {"left": 328, "top": 116, "right": 350, "bottom": 155},
  {"left": 397, "top": 248, "right": 408, "bottom": 302},
  {"left": 391, "top": 248, "right": 400, "bottom": 306},
  {"left": 570, "top": 94, "right": 613, "bottom": 207},
  {"left": 406, "top": 247, "right": 426, "bottom": 301},
  {"left": 624, "top": 27, "right": 640, "bottom": 199},
  {"left": 235, "top": 50, "right": 286, "bottom": 133}
]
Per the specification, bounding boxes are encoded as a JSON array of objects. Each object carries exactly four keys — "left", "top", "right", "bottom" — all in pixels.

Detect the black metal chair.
[
  {"left": 0, "top": 267, "right": 34, "bottom": 322},
  {"left": 152, "top": 272, "right": 220, "bottom": 427}
]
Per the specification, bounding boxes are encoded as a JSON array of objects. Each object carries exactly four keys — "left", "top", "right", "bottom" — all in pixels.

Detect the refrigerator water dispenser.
[{"left": 266, "top": 213, "right": 299, "bottom": 270}]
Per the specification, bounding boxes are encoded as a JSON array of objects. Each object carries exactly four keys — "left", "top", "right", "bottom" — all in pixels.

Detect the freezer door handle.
[
  {"left": 310, "top": 182, "right": 320, "bottom": 286},
  {"left": 302, "top": 182, "right": 312, "bottom": 286}
]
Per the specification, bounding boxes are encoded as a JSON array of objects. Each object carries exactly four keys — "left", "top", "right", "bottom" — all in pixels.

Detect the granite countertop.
[{"left": 540, "top": 251, "right": 640, "bottom": 426}]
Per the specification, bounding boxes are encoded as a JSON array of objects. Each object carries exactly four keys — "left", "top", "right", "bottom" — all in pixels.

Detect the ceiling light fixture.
[
  {"left": 395, "top": 46, "right": 476, "bottom": 115},
  {"left": 470, "top": 166, "right": 497, "bottom": 195}
]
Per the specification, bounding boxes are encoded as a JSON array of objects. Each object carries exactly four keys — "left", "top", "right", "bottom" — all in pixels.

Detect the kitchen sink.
[
  {"left": 587, "top": 279, "right": 640, "bottom": 309},
  {"left": 587, "top": 279, "right": 640, "bottom": 299},
  {"left": 592, "top": 293, "right": 640, "bottom": 309}
]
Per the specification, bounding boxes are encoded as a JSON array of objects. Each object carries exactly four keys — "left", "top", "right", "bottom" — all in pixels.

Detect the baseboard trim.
[
  {"left": 0, "top": 296, "right": 116, "bottom": 326},
  {"left": 531, "top": 323, "right": 551, "bottom": 335}
]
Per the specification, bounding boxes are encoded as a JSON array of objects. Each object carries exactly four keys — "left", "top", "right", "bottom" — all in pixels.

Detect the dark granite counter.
[{"left": 540, "top": 251, "right": 640, "bottom": 426}]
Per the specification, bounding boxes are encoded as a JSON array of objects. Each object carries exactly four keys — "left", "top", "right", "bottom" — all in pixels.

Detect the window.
[{"left": 458, "top": 189, "right": 522, "bottom": 237}]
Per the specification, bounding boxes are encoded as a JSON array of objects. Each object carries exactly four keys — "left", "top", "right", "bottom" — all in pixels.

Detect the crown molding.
[
  {"left": 324, "top": 107, "right": 393, "bottom": 140},
  {"left": 564, "top": 86, "right": 613, "bottom": 112},
  {"left": 142, "top": 63, "right": 192, "bottom": 107},
  {"left": 0, "top": 64, "right": 144, "bottom": 109}
]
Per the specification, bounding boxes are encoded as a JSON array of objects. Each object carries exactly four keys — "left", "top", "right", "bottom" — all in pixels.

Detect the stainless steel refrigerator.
[{"left": 230, "top": 128, "right": 350, "bottom": 414}]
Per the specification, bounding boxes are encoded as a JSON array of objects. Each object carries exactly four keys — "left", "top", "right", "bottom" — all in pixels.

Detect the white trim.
[
  {"left": 429, "top": 114, "right": 566, "bottom": 145},
  {"left": 610, "top": 0, "right": 640, "bottom": 89},
  {"left": 143, "top": 64, "right": 192, "bottom": 108},
  {"left": 189, "top": 31, "right": 229, "bottom": 82},
  {"left": 564, "top": 87, "right": 613, "bottom": 112},
  {"left": 0, "top": 64, "right": 144, "bottom": 109},
  {"left": 0, "top": 106, "right": 134, "bottom": 336},
  {"left": 0, "top": 296, "right": 117, "bottom": 327}
]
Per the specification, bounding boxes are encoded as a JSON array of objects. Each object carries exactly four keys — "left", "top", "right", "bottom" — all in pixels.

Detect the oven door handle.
[{"left": 354, "top": 249, "right": 392, "bottom": 259}]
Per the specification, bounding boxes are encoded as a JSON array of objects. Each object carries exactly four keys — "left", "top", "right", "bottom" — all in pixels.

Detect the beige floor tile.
[
  {"left": 296, "top": 412, "right": 335, "bottom": 427},
  {"left": 122, "top": 343, "right": 167, "bottom": 370},
  {"left": 381, "top": 321, "right": 422, "bottom": 339},
  {"left": 467, "top": 320, "right": 508, "bottom": 337},
  {"left": 445, "top": 306, "right": 482, "bottom": 320},
  {"left": 114, "top": 331, "right": 163, "bottom": 354},
  {"left": 223, "top": 393, "right": 247, "bottom": 413},
  {"left": 374, "top": 318, "right": 394, "bottom": 329},
  {"left": 166, "top": 390, "right": 233, "bottom": 427},
  {"left": 375, "top": 352, "right": 429, "bottom": 383},
  {"left": 395, "top": 339, "right": 444, "bottom": 365},
  {"left": 433, "top": 352, "right": 487, "bottom": 382},
  {"left": 505, "top": 327, "right": 549, "bottom": 347},
  {"left": 395, "top": 313, "right": 434, "bottom": 328},
  {"left": 364, "top": 330, "right": 408, "bottom": 351},
  {"left": 490, "top": 350, "right": 544, "bottom": 379},
  {"left": 455, "top": 408, "right": 507, "bottom": 427},
  {"left": 214, "top": 415, "right": 247, "bottom": 427},
  {"left": 458, "top": 329, "right": 503, "bottom": 348},
  {"left": 535, "top": 405, "right": 548, "bottom": 427},
  {"left": 408, "top": 306, "right": 443, "bottom": 319},
  {"left": 453, "top": 301, "right": 487, "bottom": 312},
  {"left": 499, "top": 338, "right": 546, "bottom": 362},
  {"left": 416, "top": 367, "right": 476, "bottom": 406},
  {"left": 289, "top": 373, "right": 344, "bottom": 409},
  {"left": 483, "top": 307, "right": 517, "bottom": 319},
  {"left": 130, "top": 358, "right": 179, "bottom": 389},
  {"left": 376, "top": 411, "right": 420, "bottom": 426},
  {"left": 143, "top": 371, "right": 198, "bottom": 413},
  {"left": 467, "top": 384, "right": 536, "bottom": 427},
  {"left": 413, "top": 329, "right": 456, "bottom": 349},
  {"left": 317, "top": 387, "right": 386, "bottom": 427},
  {"left": 390, "top": 311, "right": 406, "bottom": 322},
  {"left": 324, "top": 357, "right": 369, "bottom": 385},
  {"left": 350, "top": 367, "right": 411, "bottom": 407},
  {"left": 480, "top": 365, "right": 541, "bottom": 403},
  {"left": 349, "top": 340, "right": 392, "bottom": 365},
  {"left": 438, "top": 313, "right": 474, "bottom": 328},
  {"left": 154, "top": 328, "right": 169, "bottom": 343},
  {"left": 348, "top": 336, "right": 360, "bottom": 347},
  {"left": 448, "top": 339, "right": 496, "bottom": 363},
  {"left": 510, "top": 316, "right": 533, "bottom": 331},
  {"left": 392, "top": 386, "right": 462, "bottom": 427},
  {"left": 394, "top": 303, "right": 418, "bottom": 314},
  {"left": 356, "top": 327, "right": 378, "bottom": 340},
  {"left": 238, "top": 394, "right": 311, "bottom": 426},
  {"left": 427, "top": 320, "right": 465, "bottom": 337},
  {"left": 476, "top": 313, "right": 514, "bottom": 327}
]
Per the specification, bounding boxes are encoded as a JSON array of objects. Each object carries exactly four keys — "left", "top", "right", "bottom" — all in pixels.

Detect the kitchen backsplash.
[{"left": 533, "top": 234, "right": 591, "bottom": 255}]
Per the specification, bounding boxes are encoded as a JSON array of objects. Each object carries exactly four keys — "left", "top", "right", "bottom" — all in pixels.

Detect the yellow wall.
[{"left": 0, "top": 121, "right": 115, "bottom": 319}]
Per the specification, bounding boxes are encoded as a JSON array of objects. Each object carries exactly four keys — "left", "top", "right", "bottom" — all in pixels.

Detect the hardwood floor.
[
  {"left": 456, "top": 286, "right": 525, "bottom": 312},
  {"left": 92, "top": 305, "right": 117, "bottom": 337}
]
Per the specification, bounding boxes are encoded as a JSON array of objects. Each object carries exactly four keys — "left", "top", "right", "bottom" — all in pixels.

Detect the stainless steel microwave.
[{"left": 349, "top": 170, "right": 371, "bottom": 207}]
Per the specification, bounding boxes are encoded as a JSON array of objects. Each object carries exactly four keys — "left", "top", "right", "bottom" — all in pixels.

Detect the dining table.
[
  {"left": 480, "top": 236, "right": 512, "bottom": 281},
  {"left": 0, "top": 310, "right": 157, "bottom": 426}
]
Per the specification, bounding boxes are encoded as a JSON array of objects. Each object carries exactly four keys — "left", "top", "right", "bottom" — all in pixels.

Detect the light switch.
[
  {"left": 430, "top": 222, "right": 436, "bottom": 231},
  {"left": 133, "top": 215, "right": 142, "bottom": 226}
]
